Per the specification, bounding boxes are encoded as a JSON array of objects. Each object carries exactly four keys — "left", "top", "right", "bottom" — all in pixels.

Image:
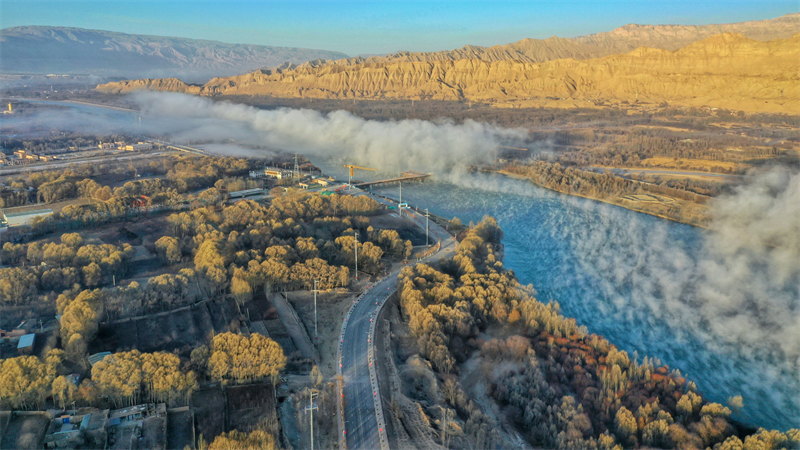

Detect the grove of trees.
[{"left": 191, "top": 332, "right": 286, "bottom": 385}]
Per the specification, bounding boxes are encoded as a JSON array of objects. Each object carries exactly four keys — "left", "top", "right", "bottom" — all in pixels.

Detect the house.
[
  {"left": 17, "top": 333, "right": 35, "bottom": 354},
  {"left": 261, "top": 167, "right": 293, "bottom": 179},
  {"left": 124, "top": 142, "right": 153, "bottom": 151}
]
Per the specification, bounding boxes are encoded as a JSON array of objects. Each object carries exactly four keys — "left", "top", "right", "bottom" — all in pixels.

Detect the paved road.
[{"left": 342, "top": 188, "right": 456, "bottom": 449}]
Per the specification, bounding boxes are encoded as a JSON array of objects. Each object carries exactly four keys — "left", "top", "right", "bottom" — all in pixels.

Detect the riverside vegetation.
[{"left": 397, "top": 217, "right": 799, "bottom": 449}]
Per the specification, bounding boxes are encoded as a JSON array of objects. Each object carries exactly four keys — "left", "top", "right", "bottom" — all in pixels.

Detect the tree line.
[
  {"left": 0, "top": 330, "right": 284, "bottom": 412},
  {"left": 1, "top": 233, "right": 134, "bottom": 305}
]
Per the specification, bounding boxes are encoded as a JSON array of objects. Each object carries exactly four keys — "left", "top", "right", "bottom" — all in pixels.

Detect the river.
[{"left": 314, "top": 160, "right": 799, "bottom": 431}]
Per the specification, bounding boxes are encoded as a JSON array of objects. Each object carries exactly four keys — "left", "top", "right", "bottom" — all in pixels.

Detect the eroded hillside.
[
  {"left": 98, "top": 33, "right": 800, "bottom": 113},
  {"left": 293, "top": 12, "right": 800, "bottom": 67}
]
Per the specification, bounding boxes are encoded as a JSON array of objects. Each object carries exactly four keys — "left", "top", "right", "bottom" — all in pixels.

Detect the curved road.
[{"left": 342, "top": 188, "right": 456, "bottom": 449}]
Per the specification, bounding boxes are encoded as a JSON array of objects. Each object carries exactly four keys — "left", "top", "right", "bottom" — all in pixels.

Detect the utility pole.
[
  {"left": 425, "top": 208, "right": 429, "bottom": 246},
  {"left": 354, "top": 231, "right": 359, "bottom": 281},
  {"left": 312, "top": 280, "right": 319, "bottom": 339},
  {"left": 305, "top": 391, "right": 318, "bottom": 450},
  {"left": 399, "top": 182, "right": 402, "bottom": 216}
]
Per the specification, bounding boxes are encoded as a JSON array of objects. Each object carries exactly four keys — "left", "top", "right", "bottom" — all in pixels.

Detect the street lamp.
[
  {"left": 354, "top": 231, "right": 359, "bottom": 281},
  {"left": 425, "top": 208, "right": 429, "bottom": 247}
]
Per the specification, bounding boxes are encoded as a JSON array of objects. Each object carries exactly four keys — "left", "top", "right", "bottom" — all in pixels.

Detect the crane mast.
[{"left": 343, "top": 164, "right": 377, "bottom": 186}]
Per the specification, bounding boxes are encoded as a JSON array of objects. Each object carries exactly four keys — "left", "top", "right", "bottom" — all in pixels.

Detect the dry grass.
[
  {"left": 634, "top": 124, "right": 693, "bottom": 132},
  {"left": 637, "top": 157, "right": 742, "bottom": 172}
]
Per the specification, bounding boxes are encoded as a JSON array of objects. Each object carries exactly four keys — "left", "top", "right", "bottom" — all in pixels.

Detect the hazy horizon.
[{"left": 2, "top": 1, "right": 798, "bottom": 56}]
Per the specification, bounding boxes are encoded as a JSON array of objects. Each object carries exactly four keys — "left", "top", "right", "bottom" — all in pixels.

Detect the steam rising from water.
[
  {"left": 377, "top": 170, "right": 799, "bottom": 428},
  {"left": 134, "top": 91, "right": 527, "bottom": 173}
]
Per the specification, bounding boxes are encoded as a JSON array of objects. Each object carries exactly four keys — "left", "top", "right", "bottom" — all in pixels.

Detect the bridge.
[{"left": 354, "top": 171, "right": 432, "bottom": 188}]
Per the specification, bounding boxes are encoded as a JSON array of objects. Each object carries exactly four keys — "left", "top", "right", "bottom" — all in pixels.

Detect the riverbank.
[{"left": 492, "top": 167, "right": 709, "bottom": 228}]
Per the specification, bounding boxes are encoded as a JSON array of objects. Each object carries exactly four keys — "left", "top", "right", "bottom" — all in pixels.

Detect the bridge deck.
[{"left": 355, "top": 172, "right": 432, "bottom": 188}]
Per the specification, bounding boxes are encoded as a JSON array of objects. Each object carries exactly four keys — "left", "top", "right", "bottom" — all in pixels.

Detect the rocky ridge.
[
  {"left": 296, "top": 13, "right": 799, "bottom": 67},
  {"left": 97, "top": 33, "right": 800, "bottom": 114}
]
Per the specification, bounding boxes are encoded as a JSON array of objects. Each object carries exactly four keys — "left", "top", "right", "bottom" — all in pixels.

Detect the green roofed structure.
[{"left": 88, "top": 351, "right": 112, "bottom": 366}]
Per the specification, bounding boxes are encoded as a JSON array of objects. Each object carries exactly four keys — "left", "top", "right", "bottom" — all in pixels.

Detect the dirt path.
[
  {"left": 270, "top": 292, "right": 320, "bottom": 363},
  {"left": 286, "top": 288, "right": 360, "bottom": 378}
]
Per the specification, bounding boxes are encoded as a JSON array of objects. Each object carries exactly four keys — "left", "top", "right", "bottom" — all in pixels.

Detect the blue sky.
[{"left": 2, "top": 1, "right": 797, "bottom": 56}]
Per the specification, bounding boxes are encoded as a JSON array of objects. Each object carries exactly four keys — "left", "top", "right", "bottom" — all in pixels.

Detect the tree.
[
  {"left": 60, "top": 290, "right": 103, "bottom": 362},
  {"left": 615, "top": 407, "right": 638, "bottom": 447},
  {"left": 61, "top": 233, "right": 84, "bottom": 248},
  {"left": 230, "top": 277, "right": 253, "bottom": 309},
  {"left": 208, "top": 430, "right": 276, "bottom": 450},
  {"left": 310, "top": 365, "right": 323, "bottom": 387},
  {"left": 83, "top": 262, "right": 102, "bottom": 287},
  {"left": 52, "top": 375, "right": 77, "bottom": 409},
  {"left": 0, "top": 356, "right": 52, "bottom": 409},
  {"left": 206, "top": 332, "right": 286, "bottom": 384},
  {"left": 727, "top": 395, "right": 743, "bottom": 420},
  {"left": 92, "top": 350, "right": 197, "bottom": 407},
  {"left": 155, "top": 236, "right": 182, "bottom": 264}
]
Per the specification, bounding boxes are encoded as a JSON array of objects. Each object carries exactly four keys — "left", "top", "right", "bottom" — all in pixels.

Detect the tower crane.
[{"left": 343, "top": 164, "right": 377, "bottom": 186}]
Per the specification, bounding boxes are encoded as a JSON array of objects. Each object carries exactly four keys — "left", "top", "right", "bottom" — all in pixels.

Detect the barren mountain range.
[
  {"left": 98, "top": 32, "right": 800, "bottom": 114},
  {"left": 0, "top": 26, "right": 348, "bottom": 81},
  {"left": 294, "top": 13, "right": 799, "bottom": 68}
]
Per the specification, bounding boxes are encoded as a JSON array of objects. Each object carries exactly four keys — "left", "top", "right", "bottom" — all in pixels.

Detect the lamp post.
[
  {"left": 354, "top": 231, "right": 359, "bottom": 281},
  {"left": 425, "top": 208, "right": 429, "bottom": 247}
]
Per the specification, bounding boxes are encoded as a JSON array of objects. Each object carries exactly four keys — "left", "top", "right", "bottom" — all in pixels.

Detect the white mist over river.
[
  {"left": 9, "top": 97, "right": 798, "bottom": 430},
  {"left": 315, "top": 161, "right": 799, "bottom": 430}
]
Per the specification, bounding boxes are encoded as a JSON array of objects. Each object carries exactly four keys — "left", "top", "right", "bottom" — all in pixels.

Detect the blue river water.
[{"left": 314, "top": 161, "right": 799, "bottom": 431}]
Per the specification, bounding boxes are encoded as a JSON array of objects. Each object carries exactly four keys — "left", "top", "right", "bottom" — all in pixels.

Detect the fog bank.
[{"left": 133, "top": 91, "right": 527, "bottom": 174}]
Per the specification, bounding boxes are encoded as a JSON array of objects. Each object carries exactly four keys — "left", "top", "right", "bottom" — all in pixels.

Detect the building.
[
  {"left": 124, "top": 142, "right": 153, "bottom": 151},
  {"left": 1, "top": 328, "right": 27, "bottom": 343},
  {"left": 44, "top": 409, "right": 109, "bottom": 449},
  {"left": 88, "top": 351, "right": 112, "bottom": 366},
  {"left": 98, "top": 142, "right": 115, "bottom": 149},
  {"left": 17, "top": 333, "right": 35, "bottom": 354},
  {"left": 13, "top": 150, "right": 40, "bottom": 161},
  {"left": 251, "top": 167, "right": 306, "bottom": 180},
  {"left": 229, "top": 188, "right": 265, "bottom": 199},
  {"left": 2, "top": 209, "right": 54, "bottom": 227}
]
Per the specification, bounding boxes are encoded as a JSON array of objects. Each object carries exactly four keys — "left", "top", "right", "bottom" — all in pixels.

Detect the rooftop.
[
  {"left": 3, "top": 209, "right": 54, "bottom": 218},
  {"left": 17, "top": 333, "right": 35, "bottom": 349},
  {"left": 88, "top": 351, "right": 112, "bottom": 366}
]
